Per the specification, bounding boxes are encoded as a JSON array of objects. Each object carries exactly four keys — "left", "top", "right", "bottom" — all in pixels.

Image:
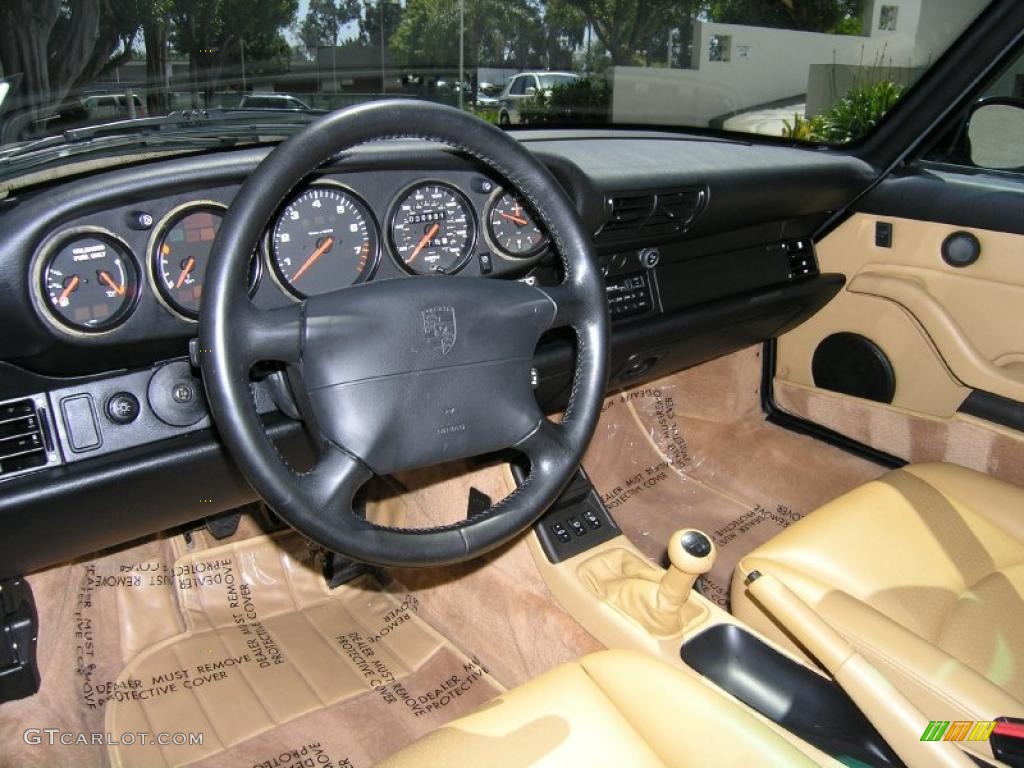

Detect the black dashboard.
[{"left": 0, "top": 130, "right": 874, "bottom": 576}]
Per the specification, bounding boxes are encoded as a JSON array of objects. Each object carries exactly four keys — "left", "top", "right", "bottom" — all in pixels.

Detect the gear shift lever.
[
  {"left": 656, "top": 529, "right": 717, "bottom": 613},
  {"left": 578, "top": 527, "right": 717, "bottom": 637}
]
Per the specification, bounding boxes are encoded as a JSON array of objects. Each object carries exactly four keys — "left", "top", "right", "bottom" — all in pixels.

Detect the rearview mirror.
[{"left": 967, "top": 98, "right": 1024, "bottom": 170}]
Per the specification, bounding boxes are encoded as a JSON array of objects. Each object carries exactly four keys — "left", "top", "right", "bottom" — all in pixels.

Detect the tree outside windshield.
[{"left": 0, "top": 1, "right": 988, "bottom": 148}]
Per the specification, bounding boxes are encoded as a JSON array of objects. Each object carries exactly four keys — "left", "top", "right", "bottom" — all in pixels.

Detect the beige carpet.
[
  {"left": 775, "top": 378, "right": 1024, "bottom": 488},
  {"left": 366, "top": 462, "right": 604, "bottom": 690},
  {"left": 582, "top": 346, "right": 885, "bottom": 608},
  {"left": 1, "top": 528, "right": 503, "bottom": 768},
  {"left": 1, "top": 461, "right": 602, "bottom": 768}
]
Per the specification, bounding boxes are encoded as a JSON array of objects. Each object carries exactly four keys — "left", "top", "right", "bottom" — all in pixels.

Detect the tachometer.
[
  {"left": 389, "top": 183, "right": 475, "bottom": 275},
  {"left": 487, "top": 190, "right": 547, "bottom": 257},
  {"left": 270, "top": 184, "right": 378, "bottom": 298},
  {"left": 39, "top": 229, "right": 139, "bottom": 333}
]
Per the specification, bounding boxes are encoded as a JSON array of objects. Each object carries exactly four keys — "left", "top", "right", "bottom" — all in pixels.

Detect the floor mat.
[
  {"left": 582, "top": 346, "right": 885, "bottom": 608},
  {"left": 2, "top": 529, "right": 501, "bottom": 768},
  {"left": 368, "top": 461, "right": 603, "bottom": 689}
]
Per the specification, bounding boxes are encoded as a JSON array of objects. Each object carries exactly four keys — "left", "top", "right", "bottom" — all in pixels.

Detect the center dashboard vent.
[{"left": 596, "top": 187, "right": 707, "bottom": 244}]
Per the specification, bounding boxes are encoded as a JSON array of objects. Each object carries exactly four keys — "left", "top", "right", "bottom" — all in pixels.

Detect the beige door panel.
[
  {"left": 848, "top": 270, "right": 1024, "bottom": 402},
  {"left": 777, "top": 213, "right": 1024, "bottom": 418},
  {"left": 776, "top": 288, "right": 970, "bottom": 418}
]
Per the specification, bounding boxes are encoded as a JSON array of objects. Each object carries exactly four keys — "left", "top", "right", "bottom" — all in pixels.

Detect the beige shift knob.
[{"left": 658, "top": 529, "right": 717, "bottom": 608}]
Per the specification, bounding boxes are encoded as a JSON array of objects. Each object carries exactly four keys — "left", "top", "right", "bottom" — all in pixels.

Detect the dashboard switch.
[
  {"left": 471, "top": 177, "right": 495, "bottom": 194},
  {"left": 126, "top": 210, "right": 155, "bottom": 230},
  {"left": 105, "top": 392, "right": 140, "bottom": 425},
  {"left": 60, "top": 395, "right": 101, "bottom": 453},
  {"left": 551, "top": 523, "right": 572, "bottom": 543}
]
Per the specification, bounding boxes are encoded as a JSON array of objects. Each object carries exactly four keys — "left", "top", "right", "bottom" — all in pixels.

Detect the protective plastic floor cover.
[
  {"left": 104, "top": 533, "right": 501, "bottom": 768},
  {"left": 582, "top": 346, "right": 883, "bottom": 608}
]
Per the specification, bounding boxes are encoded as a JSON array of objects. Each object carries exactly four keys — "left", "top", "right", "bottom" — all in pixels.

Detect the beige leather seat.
[
  {"left": 732, "top": 462, "right": 1024, "bottom": 727},
  {"left": 376, "top": 649, "right": 818, "bottom": 767}
]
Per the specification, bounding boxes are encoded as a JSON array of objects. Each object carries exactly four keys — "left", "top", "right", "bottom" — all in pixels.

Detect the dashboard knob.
[
  {"left": 105, "top": 392, "right": 140, "bottom": 425},
  {"left": 638, "top": 247, "right": 660, "bottom": 269}
]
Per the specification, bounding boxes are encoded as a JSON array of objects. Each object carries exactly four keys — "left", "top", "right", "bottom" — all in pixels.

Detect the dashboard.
[
  {"left": 29, "top": 168, "right": 550, "bottom": 342},
  {"left": 0, "top": 131, "right": 875, "bottom": 577}
]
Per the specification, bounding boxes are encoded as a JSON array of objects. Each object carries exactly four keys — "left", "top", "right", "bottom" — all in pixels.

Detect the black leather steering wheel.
[{"left": 199, "top": 101, "right": 609, "bottom": 567}]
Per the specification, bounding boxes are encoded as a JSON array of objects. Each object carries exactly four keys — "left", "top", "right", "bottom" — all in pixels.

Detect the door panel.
[
  {"left": 774, "top": 209, "right": 1024, "bottom": 485},
  {"left": 778, "top": 212, "right": 1024, "bottom": 415}
]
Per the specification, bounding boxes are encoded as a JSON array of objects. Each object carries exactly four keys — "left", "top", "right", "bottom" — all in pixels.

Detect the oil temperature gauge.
[
  {"left": 487, "top": 190, "right": 546, "bottom": 258},
  {"left": 39, "top": 230, "right": 139, "bottom": 332}
]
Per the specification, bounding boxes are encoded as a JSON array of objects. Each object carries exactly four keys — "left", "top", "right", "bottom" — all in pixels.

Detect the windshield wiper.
[{"left": 0, "top": 108, "right": 316, "bottom": 162}]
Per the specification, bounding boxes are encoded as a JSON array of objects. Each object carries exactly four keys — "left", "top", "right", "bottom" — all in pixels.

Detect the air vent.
[
  {"left": 0, "top": 396, "right": 56, "bottom": 481},
  {"left": 597, "top": 187, "right": 707, "bottom": 244},
  {"left": 601, "top": 194, "right": 655, "bottom": 235},
  {"left": 645, "top": 189, "right": 706, "bottom": 237}
]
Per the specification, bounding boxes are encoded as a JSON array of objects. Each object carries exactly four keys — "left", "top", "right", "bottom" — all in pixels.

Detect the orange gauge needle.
[
  {"left": 58, "top": 275, "right": 80, "bottom": 303},
  {"left": 500, "top": 212, "right": 529, "bottom": 226},
  {"left": 176, "top": 257, "right": 196, "bottom": 289},
  {"left": 292, "top": 236, "right": 334, "bottom": 283},
  {"left": 408, "top": 223, "right": 440, "bottom": 263},
  {"left": 98, "top": 270, "right": 125, "bottom": 296}
]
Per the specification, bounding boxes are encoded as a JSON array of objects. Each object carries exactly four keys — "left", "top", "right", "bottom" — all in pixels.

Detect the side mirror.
[
  {"left": 965, "top": 98, "right": 1024, "bottom": 170},
  {"left": 524, "top": 86, "right": 537, "bottom": 96}
]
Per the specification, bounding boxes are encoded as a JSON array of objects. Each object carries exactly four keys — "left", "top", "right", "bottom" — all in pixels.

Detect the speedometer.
[
  {"left": 270, "top": 184, "right": 378, "bottom": 298},
  {"left": 389, "top": 183, "right": 475, "bottom": 275}
]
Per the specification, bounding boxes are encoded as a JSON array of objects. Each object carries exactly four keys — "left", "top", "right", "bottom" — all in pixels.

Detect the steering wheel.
[{"left": 199, "top": 101, "right": 609, "bottom": 567}]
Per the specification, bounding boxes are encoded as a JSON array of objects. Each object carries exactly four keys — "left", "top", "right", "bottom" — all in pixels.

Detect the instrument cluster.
[{"left": 32, "top": 174, "right": 549, "bottom": 335}]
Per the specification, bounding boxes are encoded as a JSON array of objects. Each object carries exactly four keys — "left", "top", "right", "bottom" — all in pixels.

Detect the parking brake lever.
[{"left": 744, "top": 571, "right": 975, "bottom": 768}]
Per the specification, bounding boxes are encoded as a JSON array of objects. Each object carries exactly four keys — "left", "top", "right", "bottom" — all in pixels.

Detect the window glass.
[{"left": 0, "top": 0, "right": 995, "bottom": 171}]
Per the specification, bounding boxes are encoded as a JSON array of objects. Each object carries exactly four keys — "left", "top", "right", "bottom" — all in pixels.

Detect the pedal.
[
  {"left": 204, "top": 510, "right": 241, "bottom": 540},
  {"left": 0, "top": 577, "right": 40, "bottom": 703},
  {"left": 323, "top": 551, "right": 376, "bottom": 589},
  {"left": 467, "top": 487, "right": 492, "bottom": 518}
]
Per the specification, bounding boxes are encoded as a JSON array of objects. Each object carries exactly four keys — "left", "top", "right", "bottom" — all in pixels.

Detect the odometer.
[
  {"left": 389, "top": 183, "right": 475, "bottom": 275},
  {"left": 270, "top": 185, "right": 378, "bottom": 298}
]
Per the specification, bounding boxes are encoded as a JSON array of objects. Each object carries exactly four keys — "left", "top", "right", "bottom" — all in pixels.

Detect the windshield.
[{"left": 0, "top": 0, "right": 990, "bottom": 167}]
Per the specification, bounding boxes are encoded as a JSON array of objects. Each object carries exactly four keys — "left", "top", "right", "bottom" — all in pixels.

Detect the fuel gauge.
[{"left": 39, "top": 229, "right": 139, "bottom": 333}]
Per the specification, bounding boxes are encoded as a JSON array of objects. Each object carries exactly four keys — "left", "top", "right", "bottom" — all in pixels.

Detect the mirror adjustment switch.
[{"left": 567, "top": 517, "right": 586, "bottom": 537}]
